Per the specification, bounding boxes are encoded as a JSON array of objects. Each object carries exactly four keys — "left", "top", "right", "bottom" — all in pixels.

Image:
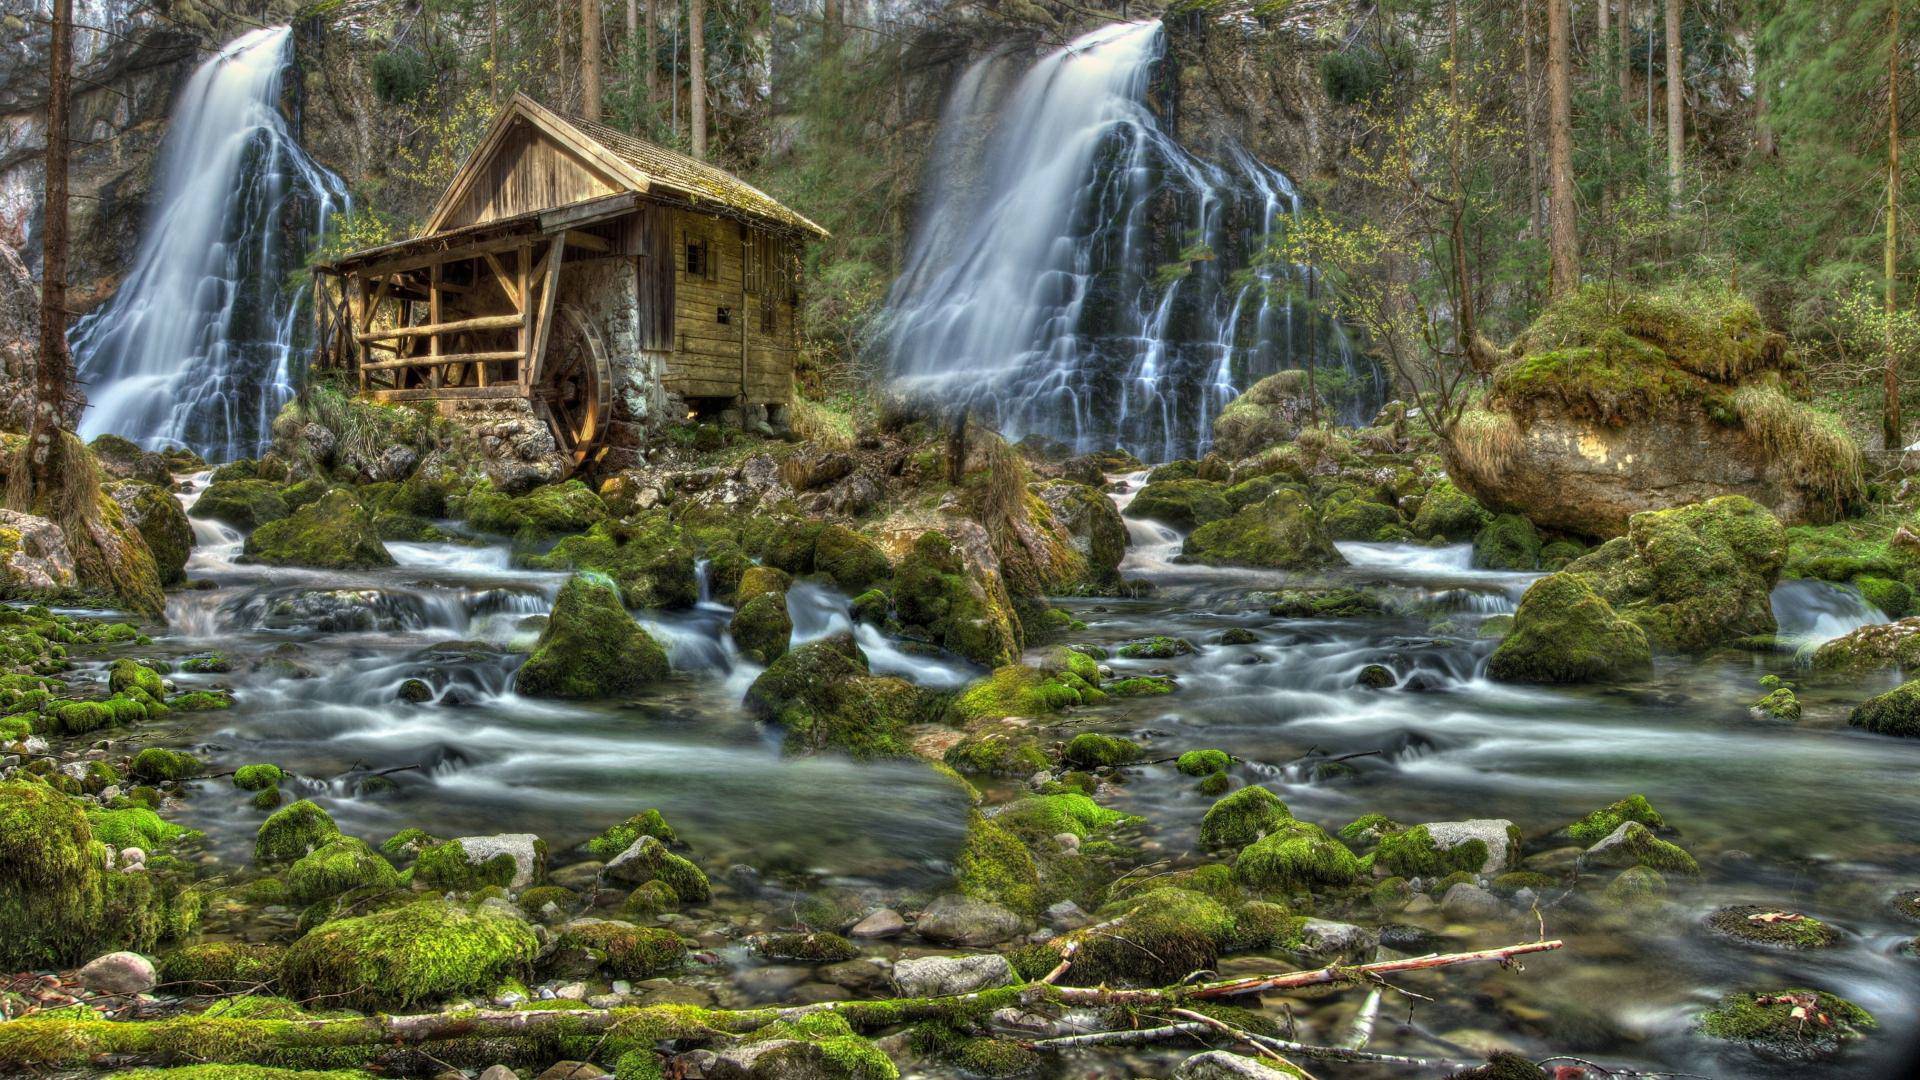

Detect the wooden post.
[
  {"left": 527, "top": 235, "right": 566, "bottom": 387},
  {"left": 429, "top": 261, "right": 444, "bottom": 389},
  {"left": 352, "top": 275, "right": 369, "bottom": 391},
  {"left": 738, "top": 229, "right": 749, "bottom": 424},
  {"left": 517, "top": 245, "right": 532, "bottom": 391}
]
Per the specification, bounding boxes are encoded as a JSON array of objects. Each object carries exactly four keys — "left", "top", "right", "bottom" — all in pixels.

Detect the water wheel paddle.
[{"left": 538, "top": 303, "right": 614, "bottom": 464}]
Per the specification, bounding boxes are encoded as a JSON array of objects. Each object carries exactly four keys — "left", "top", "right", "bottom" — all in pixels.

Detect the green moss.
[
  {"left": 130, "top": 747, "right": 202, "bottom": 783},
  {"left": 233, "top": 764, "right": 284, "bottom": 792},
  {"left": 413, "top": 840, "right": 522, "bottom": 892},
  {"left": 947, "top": 664, "right": 1094, "bottom": 723},
  {"left": 1196, "top": 771, "right": 1231, "bottom": 796},
  {"left": 0, "top": 780, "right": 107, "bottom": 968},
  {"left": 1062, "top": 732, "right": 1142, "bottom": 768},
  {"left": 1706, "top": 905, "right": 1840, "bottom": 949},
  {"left": 87, "top": 806, "right": 195, "bottom": 850},
  {"left": 459, "top": 479, "right": 606, "bottom": 538},
  {"left": 1108, "top": 675, "right": 1175, "bottom": 697},
  {"left": 1322, "top": 497, "right": 1409, "bottom": 542},
  {"left": 250, "top": 788, "right": 283, "bottom": 811},
  {"left": 1059, "top": 886, "right": 1237, "bottom": 986},
  {"left": 750, "top": 931, "right": 860, "bottom": 963},
  {"left": 169, "top": 690, "right": 234, "bottom": 712},
  {"left": 244, "top": 491, "right": 394, "bottom": 570},
  {"left": 814, "top": 525, "right": 892, "bottom": 592},
  {"left": 286, "top": 838, "right": 400, "bottom": 904},
  {"left": 1198, "top": 785, "right": 1291, "bottom": 850},
  {"left": 1372, "top": 825, "right": 1490, "bottom": 877},
  {"left": 1490, "top": 871, "right": 1559, "bottom": 896},
  {"left": 954, "top": 810, "right": 1041, "bottom": 917},
  {"left": 892, "top": 531, "right": 1020, "bottom": 667},
  {"left": 109, "top": 658, "right": 166, "bottom": 700},
  {"left": 1115, "top": 635, "right": 1194, "bottom": 659},
  {"left": 992, "top": 793, "right": 1138, "bottom": 843},
  {"left": 1127, "top": 479, "right": 1232, "bottom": 529},
  {"left": 603, "top": 835, "right": 711, "bottom": 902},
  {"left": 514, "top": 573, "right": 670, "bottom": 699},
  {"left": 1698, "top": 988, "right": 1874, "bottom": 1057},
  {"left": 587, "top": 809, "right": 678, "bottom": 861},
  {"left": 1266, "top": 587, "right": 1389, "bottom": 618},
  {"left": 942, "top": 723, "right": 1050, "bottom": 777},
  {"left": 525, "top": 512, "right": 697, "bottom": 609},
  {"left": 157, "top": 941, "right": 287, "bottom": 992},
  {"left": 1567, "top": 795, "right": 1665, "bottom": 846},
  {"left": 739, "top": 1010, "right": 897, "bottom": 1080},
  {"left": 1411, "top": 480, "right": 1493, "bottom": 542},
  {"left": 1234, "top": 822, "right": 1365, "bottom": 894},
  {"left": 1176, "top": 748, "right": 1231, "bottom": 776},
  {"left": 743, "top": 637, "right": 926, "bottom": 758},
  {"left": 1486, "top": 572, "right": 1652, "bottom": 684},
  {"left": 517, "top": 884, "right": 578, "bottom": 915},
  {"left": 190, "top": 480, "right": 289, "bottom": 530},
  {"left": 1185, "top": 490, "right": 1343, "bottom": 569},
  {"left": 110, "top": 1068, "right": 374, "bottom": 1080},
  {"left": 1473, "top": 514, "right": 1541, "bottom": 570},
  {"left": 555, "top": 920, "right": 688, "bottom": 979},
  {"left": 729, "top": 592, "right": 793, "bottom": 664},
  {"left": 1586, "top": 821, "right": 1700, "bottom": 875},
  {"left": 1849, "top": 679, "right": 1920, "bottom": 737},
  {"left": 280, "top": 897, "right": 539, "bottom": 1011},
  {"left": 254, "top": 800, "right": 341, "bottom": 867}
]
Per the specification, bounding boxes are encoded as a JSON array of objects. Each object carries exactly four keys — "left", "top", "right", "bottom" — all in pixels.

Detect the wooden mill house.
[{"left": 311, "top": 94, "right": 827, "bottom": 464}]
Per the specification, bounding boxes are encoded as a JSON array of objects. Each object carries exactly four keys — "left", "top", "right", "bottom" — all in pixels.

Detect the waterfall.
[
  {"left": 72, "top": 26, "right": 348, "bottom": 462},
  {"left": 879, "top": 20, "right": 1375, "bottom": 462}
]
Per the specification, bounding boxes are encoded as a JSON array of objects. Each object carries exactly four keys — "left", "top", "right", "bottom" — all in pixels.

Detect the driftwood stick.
[
  {"left": 1166, "top": 1007, "right": 1319, "bottom": 1079},
  {"left": 1028, "top": 1021, "right": 1213, "bottom": 1050},
  {"left": 1039, "top": 940, "right": 1078, "bottom": 985}
]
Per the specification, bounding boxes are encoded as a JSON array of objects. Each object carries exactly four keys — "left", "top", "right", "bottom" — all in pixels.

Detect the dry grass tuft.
[
  {"left": 788, "top": 396, "right": 856, "bottom": 451},
  {"left": 1449, "top": 408, "right": 1523, "bottom": 482},
  {"left": 1732, "top": 384, "right": 1866, "bottom": 519}
]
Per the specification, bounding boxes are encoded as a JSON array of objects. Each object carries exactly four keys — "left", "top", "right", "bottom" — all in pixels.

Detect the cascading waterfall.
[
  {"left": 880, "top": 20, "right": 1376, "bottom": 462},
  {"left": 72, "top": 26, "right": 348, "bottom": 461}
]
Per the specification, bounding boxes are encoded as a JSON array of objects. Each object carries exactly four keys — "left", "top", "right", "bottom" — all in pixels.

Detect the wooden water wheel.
[{"left": 537, "top": 303, "right": 615, "bottom": 464}]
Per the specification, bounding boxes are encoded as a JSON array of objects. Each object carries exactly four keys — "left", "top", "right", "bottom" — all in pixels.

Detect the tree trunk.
[
  {"left": 1888, "top": 0, "right": 1905, "bottom": 451},
  {"left": 555, "top": 0, "right": 571, "bottom": 108},
  {"left": 689, "top": 0, "right": 706, "bottom": 158},
  {"left": 1522, "top": 0, "right": 1545, "bottom": 239},
  {"left": 1548, "top": 0, "right": 1580, "bottom": 297},
  {"left": 582, "top": 0, "right": 602, "bottom": 120},
  {"left": 645, "top": 0, "right": 658, "bottom": 110},
  {"left": 825, "top": 0, "right": 843, "bottom": 42},
  {"left": 24, "top": 0, "right": 75, "bottom": 501},
  {"left": 1665, "top": 0, "right": 1683, "bottom": 205},
  {"left": 1618, "top": 0, "right": 1631, "bottom": 100}
]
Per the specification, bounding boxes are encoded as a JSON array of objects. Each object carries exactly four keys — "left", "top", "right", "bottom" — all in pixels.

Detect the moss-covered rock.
[
  {"left": 1698, "top": 988, "right": 1874, "bottom": 1060},
  {"left": 892, "top": 531, "right": 1021, "bottom": 667},
  {"left": 1198, "top": 786, "right": 1292, "bottom": 851},
  {"left": 1580, "top": 821, "right": 1700, "bottom": 875},
  {"left": 286, "top": 837, "right": 401, "bottom": 904},
  {"left": 1127, "top": 479, "right": 1232, "bottom": 530},
  {"left": 458, "top": 479, "right": 606, "bottom": 538},
  {"left": 1322, "top": 497, "right": 1410, "bottom": 542},
  {"left": 1848, "top": 680, "right": 1920, "bottom": 737},
  {"left": 1057, "top": 886, "right": 1238, "bottom": 986},
  {"left": 514, "top": 573, "right": 670, "bottom": 699},
  {"left": 943, "top": 722, "right": 1050, "bottom": 777},
  {"left": 1486, "top": 572, "right": 1651, "bottom": 683},
  {"left": 190, "top": 480, "right": 288, "bottom": 530},
  {"left": 1562, "top": 496, "right": 1785, "bottom": 651},
  {"left": 1034, "top": 478, "right": 1128, "bottom": 583},
  {"left": 946, "top": 662, "right": 1100, "bottom": 723},
  {"left": 1371, "top": 824, "right": 1505, "bottom": 878},
  {"left": 1184, "top": 490, "right": 1343, "bottom": 569},
  {"left": 243, "top": 490, "right": 393, "bottom": 570},
  {"left": 0, "top": 780, "right": 107, "bottom": 968},
  {"left": 1412, "top": 480, "right": 1493, "bottom": 542},
  {"left": 814, "top": 525, "right": 892, "bottom": 593},
  {"left": 1566, "top": 794, "right": 1665, "bottom": 846},
  {"left": 1062, "top": 732, "right": 1142, "bottom": 768},
  {"left": 1705, "top": 905, "right": 1840, "bottom": 950},
  {"left": 525, "top": 512, "right": 697, "bottom": 609},
  {"left": 280, "top": 897, "right": 538, "bottom": 1011},
  {"left": 553, "top": 918, "right": 688, "bottom": 979},
  {"left": 90, "top": 434, "right": 171, "bottom": 485},
  {"left": 107, "top": 479, "right": 192, "bottom": 585},
  {"left": 1234, "top": 822, "right": 1365, "bottom": 894},
  {"left": 600, "top": 835, "right": 711, "bottom": 902},
  {"left": 1212, "top": 370, "right": 1310, "bottom": 459},
  {"left": 991, "top": 792, "right": 1137, "bottom": 845},
  {"left": 1473, "top": 514, "right": 1541, "bottom": 570},
  {"left": 1177, "top": 748, "right": 1232, "bottom": 776},
  {"left": 743, "top": 635, "right": 925, "bottom": 758},
  {"left": 254, "top": 800, "right": 341, "bottom": 867},
  {"left": 730, "top": 592, "right": 793, "bottom": 664},
  {"left": 585, "top": 809, "right": 678, "bottom": 861},
  {"left": 1811, "top": 617, "right": 1920, "bottom": 672},
  {"left": 129, "top": 747, "right": 201, "bottom": 783},
  {"left": 156, "top": 941, "right": 286, "bottom": 992},
  {"left": 1265, "top": 587, "right": 1390, "bottom": 618}
]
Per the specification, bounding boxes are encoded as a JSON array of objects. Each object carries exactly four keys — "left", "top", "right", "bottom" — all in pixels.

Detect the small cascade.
[
  {"left": 72, "top": 26, "right": 348, "bottom": 461},
  {"left": 1772, "top": 578, "right": 1888, "bottom": 652},
  {"left": 880, "top": 20, "right": 1376, "bottom": 461}
]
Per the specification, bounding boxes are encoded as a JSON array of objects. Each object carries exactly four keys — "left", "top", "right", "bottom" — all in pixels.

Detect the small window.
[
  {"left": 685, "top": 240, "right": 707, "bottom": 277},
  {"left": 716, "top": 306, "right": 731, "bottom": 325}
]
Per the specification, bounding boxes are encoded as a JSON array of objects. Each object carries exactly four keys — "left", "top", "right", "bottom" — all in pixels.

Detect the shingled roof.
[{"left": 424, "top": 93, "right": 828, "bottom": 239}]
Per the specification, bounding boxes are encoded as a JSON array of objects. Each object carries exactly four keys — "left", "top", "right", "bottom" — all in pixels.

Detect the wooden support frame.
[{"left": 524, "top": 235, "right": 566, "bottom": 391}]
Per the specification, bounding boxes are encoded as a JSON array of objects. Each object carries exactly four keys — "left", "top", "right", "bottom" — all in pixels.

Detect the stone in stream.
[
  {"left": 1423, "top": 819, "right": 1521, "bottom": 875},
  {"left": 1174, "top": 1050, "right": 1302, "bottom": 1080},
  {"left": 847, "top": 907, "right": 905, "bottom": 939},
  {"left": 76, "top": 951, "right": 156, "bottom": 995},
  {"left": 1580, "top": 821, "right": 1700, "bottom": 875},
  {"left": 891, "top": 953, "right": 1018, "bottom": 997},
  {"left": 1293, "top": 919, "right": 1379, "bottom": 961},
  {"left": 514, "top": 573, "right": 670, "bottom": 699},
  {"left": 914, "top": 894, "right": 1024, "bottom": 947},
  {"left": 421, "top": 833, "right": 546, "bottom": 890},
  {"left": 1704, "top": 905, "right": 1840, "bottom": 950},
  {"left": 1440, "top": 882, "right": 1505, "bottom": 921}
]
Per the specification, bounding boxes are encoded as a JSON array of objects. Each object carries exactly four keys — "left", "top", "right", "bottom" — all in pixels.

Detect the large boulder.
[
  {"left": 514, "top": 573, "right": 670, "bottom": 698},
  {"left": 527, "top": 511, "right": 698, "bottom": 609},
  {"left": 280, "top": 898, "right": 539, "bottom": 1011},
  {"left": 742, "top": 633, "right": 927, "bottom": 757},
  {"left": 1127, "top": 479, "right": 1232, "bottom": 530},
  {"left": 1563, "top": 495, "right": 1786, "bottom": 650},
  {"left": 1444, "top": 286, "right": 1864, "bottom": 538},
  {"left": 89, "top": 435, "right": 171, "bottom": 486},
  {"left": 1849, "top": 680, "right": 1920, "bottom": 738},
  {"left": 1184, "top": 490, "right": 1343, "bottom": 569},
  {"left": 106, "top": 479, "right": 191, "bottom": 584},
  {"left": 1211, "top": 370, "right": 1311, "bottom": 459},
  {"left": 1813, "top": 617, "right": 1920, "bottom": 672},
  {"left": 244, "top": 489, "right": 393, "bottom": 570},
  {"left": 892, "top": 530, "right": 1021, "bottom": 667},
  {"left": 0, "top": 780, "right": 107, "bottom": 968},
  {"left": 190, "top": 479, "right": 288, "bottom": 530},
  {"left": 1487, "top": 573, "right": 1651, "bottom": 683},
  {"left": 1034, "top": 479, "right": 1127, "bottom": 583},
  {"left": 0, "top": 509, "right": 79, "bottom": 594}
]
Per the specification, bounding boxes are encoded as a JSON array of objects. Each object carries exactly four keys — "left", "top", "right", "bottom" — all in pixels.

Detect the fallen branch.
[{"left": 1028, "top": 1021, "right": 1212, "bottom": 1050}]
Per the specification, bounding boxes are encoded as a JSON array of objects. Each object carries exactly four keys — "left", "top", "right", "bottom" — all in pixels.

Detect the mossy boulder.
[
  {"left": 458, "top": 479, "right": 606, "bottom": 538},
  {"left": 244, "top": 490, "right": 394, "bottom": 570},
  {"left": 991, "top": 792, "right": 1137, "bottom": 844},
  {"left": 1198, "top": 785, "right": 1293, "bottom": 851},
  {"left": 0, "top": 780, "right": 107, "bottom": 968},
  {"left": 601, "top": 834, "right": 711, "bottom": 902},
  {"left": 585, "top": 809, "right": 677, "bottom": 861},
  {"left": 1372, "top": 822, "right": 1514, "bottom": 877},
  {"left": 1698, "top": 988, "right": 1874, "bottom": 1060},
  {"left": 129, "top": 747, "right": 200, "bottom": 783},
  {"left": 553, "top": 918, "right": 687, "bottom": 979},
  {"left": 286, "top": 837, "right": 401, "bottom": 904},
  {"left": 107, "top": 479, "right": 192, "bottom": 585},
  {"left": 1177, "top": 748, "right": 1232, "bottom": 776},
  {"left": 1212, "top": 370, "right": 1310, "bottom": 459},
  {"left": 156, "top": 941, "right": 286, "bottom": 991},
  {"left": 953, "top": 810, "right": 1042, "bottom": 917},
  {"left": 892, "top": 531, "right": 1020, "bottom": 667},
  {"left": 736, "top": 564, "right": 792, "bottom": 604},
  {"left": 1566, "top": 794, "right": 1664, "bottom": 846},
  {"left": 89, "top": 434, "right": 172, "bottom": 485},
  {"left": 1562, "top": 495, "right": 1785, "bottom": 651},
  {"left": 513, "top": 573, "right": 670, "bottom": 699},
  {"left": 190, "top": 479, "right": 288, "bottom": 530},
  {"left": 1486, "top": 573, "right": 1651, "bottom": 683},
  {"left": 1034, "top": 478, "right": 1128, "bottom": 583},
  {"left": 1127, "top": 479, "right": 1232, "bottom": 530},
  {"left": 814, "top": 525, "right": 892, "bottom": 593},
  {"left": 1579, "top": 821, "right": 1700, "bottom": 875},
  {"left": 1184, "top": 490, "right": 1343, "bottom": 569},
  {"left": 1062, "top": 732, "right": 1142, "bottom": 768},
  {"left": 743, "top": 634, "right": 925, "bottom": 757},
  {"left": 1322, "top": 497, "right": 1410, "bottom": 542},
  {"left": 1412, "top": 480, "right": 1493, "bottom": 542},
  {"left": 1848, "top": 680, "right": 1920, "bottom": 737},
  {"left": 1234, "top": 821, "right": 1365, "bottom": 894},
  {"left": 1056, "top": 886, "right": 1238, "bottom": 986},
  {"left": 943, "top": 722, "right": 1050, "bottom": 777},
  {"left": 731, "top": 591, "right": 793, "bottom": 664},
  {"left": 1705, "top": 905, "right": 1840, "bottom": 950},
  {"left": 1266, "top": 587, "right": 1389, "bottom": 618},
  {"left": 1811, "top": 617, "right": 1920, "bottom": 672},
  {"left": 525, "top": 511, "right": 697, "bottom": 609},
  {"left": 254, "top": 800, "right": 341, "bottom": 866},
  {"left": 1473, "top": 513, "right": 1541, "bottom": 570},
  {"left": 946, "top": 662, "right": 1099, "bottom": 723},
  {"left": 280, "top": 898, "right": 539, "bottom": 1011}
]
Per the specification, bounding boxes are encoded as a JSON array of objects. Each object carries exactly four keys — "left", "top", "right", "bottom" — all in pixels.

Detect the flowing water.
[
  {"left": 93, "top": 468, "right": 1918, "bottom": 1075},
  {"left": 880, "top": 21, "right": 1377, "bottom": 461},
  {"left": 72, "top": 26, "right": 348, "bottom": 462}
]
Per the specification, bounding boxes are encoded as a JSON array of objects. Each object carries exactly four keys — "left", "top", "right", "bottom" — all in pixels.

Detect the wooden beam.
[
  {"left": 562, "top": 229, "right": 612, "bottom": 252},
  {"left": 541, "top": 192, "right": 640, "bottom": 232},
  {"left": 356, "top": 313, "right": 524, "bottom": 343},
  {"left": 429, "top": 262, "right": 443, "bottom": 389},
  {"left": 358, "top": 276, "right": 392, "bottom": 333},
  {"left": 525, "top": 235, "right": 565, "bottom": 389},
  {"left": 369, "top": 385, "right": 527, "bottom": 403},
  {"left": 362, "top": 351, "right": 525, "bottom": 372},
  {"left": 486, "top": 251, "right": 521, "bottom": 309},
  {"left": 346, "top": 233, "right": 539, "bottom": 286},
  {"left": 516, "top": 244, "right": 532, "bottom": 391}
]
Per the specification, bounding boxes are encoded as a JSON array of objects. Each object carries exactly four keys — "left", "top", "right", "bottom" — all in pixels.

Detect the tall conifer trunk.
[{"left": 1548, "top": 0, "right": 1580, "bottom": 296}]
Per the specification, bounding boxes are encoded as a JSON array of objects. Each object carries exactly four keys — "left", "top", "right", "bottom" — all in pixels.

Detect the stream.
[{"left": 93, "top": 471, "right": 1920, "bottom": 1078}]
